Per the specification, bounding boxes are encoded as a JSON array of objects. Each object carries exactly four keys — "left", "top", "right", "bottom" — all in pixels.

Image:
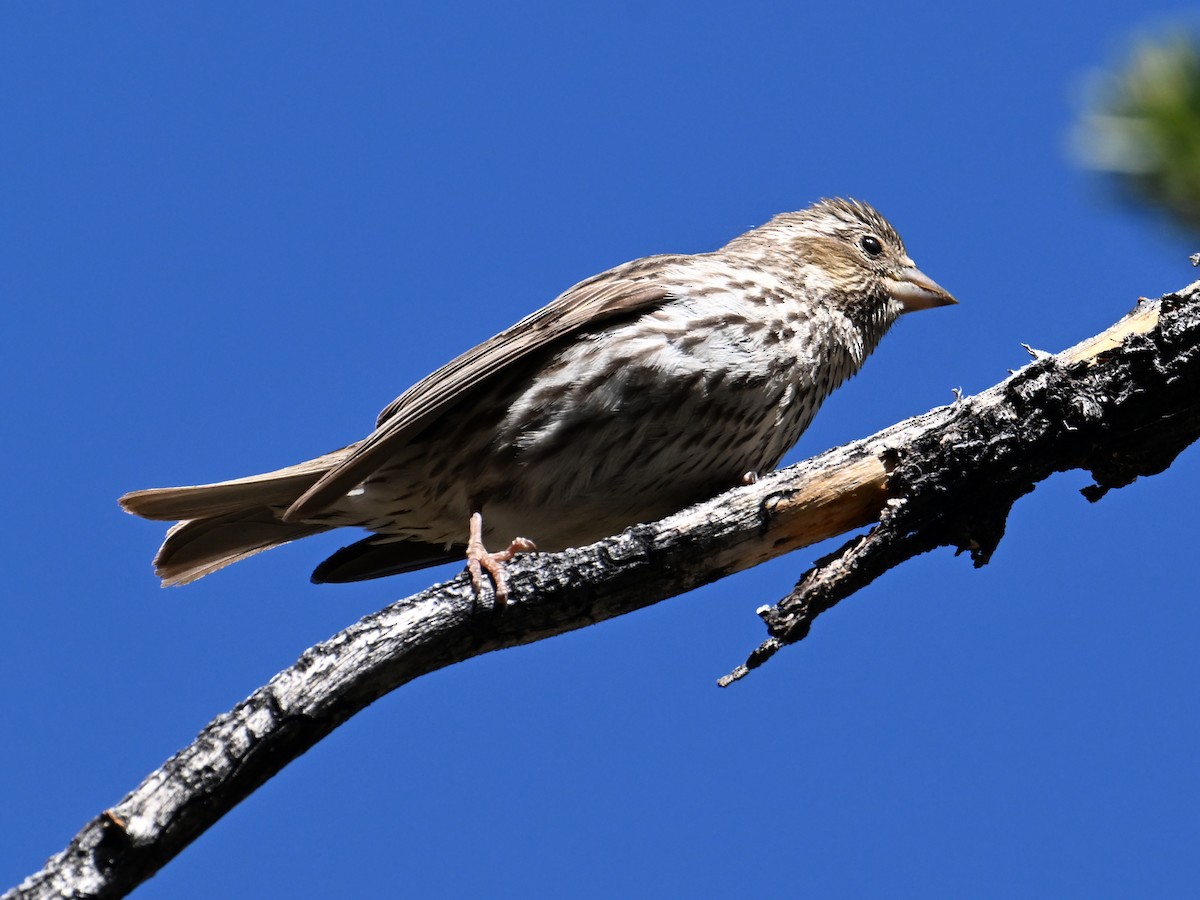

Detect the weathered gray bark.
[{"left": 8, "top": 281, "right": 1200, "bottom": 900}]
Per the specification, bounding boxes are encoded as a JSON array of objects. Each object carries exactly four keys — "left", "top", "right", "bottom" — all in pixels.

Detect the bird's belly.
[
  {"left": 476, "top": 375, "right": 821, "bottom": 549},
  {"left": 332, "top": 382, "right": 806, "bottom": 550}
]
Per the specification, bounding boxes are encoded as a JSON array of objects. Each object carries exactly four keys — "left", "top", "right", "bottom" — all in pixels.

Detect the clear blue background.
[{"left": 3, "top": 3, "right": 1198, "bottom": 897}]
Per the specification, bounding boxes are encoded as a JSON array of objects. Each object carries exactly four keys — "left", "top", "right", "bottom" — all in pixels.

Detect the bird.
[{"left": 120, "top": 198, "right": 956, "bottom": 603}]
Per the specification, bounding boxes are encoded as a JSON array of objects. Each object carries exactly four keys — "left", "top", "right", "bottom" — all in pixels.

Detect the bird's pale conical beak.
[{"left": 887, "top": 264, "right": 957, "bottom": 313}]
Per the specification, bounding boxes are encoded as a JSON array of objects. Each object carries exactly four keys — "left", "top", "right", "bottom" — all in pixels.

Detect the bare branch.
[{"left": 8, "top": 282, "right": 1200, "bottom": 900}]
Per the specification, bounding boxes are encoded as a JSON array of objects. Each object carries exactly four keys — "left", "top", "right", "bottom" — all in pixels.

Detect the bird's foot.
[{"left": 466, "top": 511, "right": 536, "bottom": 606}]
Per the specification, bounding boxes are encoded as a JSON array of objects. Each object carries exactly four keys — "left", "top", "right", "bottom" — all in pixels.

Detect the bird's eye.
[{"left": 859, "top": 234, "right": 884, "bottom": 258}]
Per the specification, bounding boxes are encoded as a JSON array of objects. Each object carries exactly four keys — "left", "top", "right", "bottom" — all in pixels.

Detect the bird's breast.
[{"left": 472, "top": 293, "right": 853, "bottom": 540}]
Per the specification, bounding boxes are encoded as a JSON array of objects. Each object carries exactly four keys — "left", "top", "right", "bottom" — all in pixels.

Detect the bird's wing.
[{"left": 282, "top": 256, "right": 683, "bottom": 521}]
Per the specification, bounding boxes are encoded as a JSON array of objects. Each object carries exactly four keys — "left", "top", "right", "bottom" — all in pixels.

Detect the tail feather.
[
  {"left": 155, "top": 508, "right": 332, "bottom": 586},
  {"left": 119, "top": 443, "right": 361, "bottom": 521},
  {"left": 121, "top": 444, "right": 362, "bottom": 585}
]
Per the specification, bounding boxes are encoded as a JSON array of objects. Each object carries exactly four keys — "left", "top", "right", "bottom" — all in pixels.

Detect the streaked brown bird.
[{"left": 121, "top": 198, "right": 956, "bottom": 602}]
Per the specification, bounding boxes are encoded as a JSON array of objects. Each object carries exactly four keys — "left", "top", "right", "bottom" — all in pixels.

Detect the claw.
[{"left": 466, "top": 511, "right": 536, "bottom": 606}]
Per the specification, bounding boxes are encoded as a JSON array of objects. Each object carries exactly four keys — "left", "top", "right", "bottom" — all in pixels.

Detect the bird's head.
[{"left": 729, "top": 197, "right": 957, "bottom": 318}]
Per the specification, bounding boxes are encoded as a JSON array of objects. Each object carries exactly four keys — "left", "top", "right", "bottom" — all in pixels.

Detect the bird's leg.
[{"left": 466, "top": 510, "right": 537, "bottom": 607}]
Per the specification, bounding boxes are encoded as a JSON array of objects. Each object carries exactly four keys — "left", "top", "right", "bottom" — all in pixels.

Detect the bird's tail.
[{"left": 119, "top": 444, "right": 358, "bottom": 586}]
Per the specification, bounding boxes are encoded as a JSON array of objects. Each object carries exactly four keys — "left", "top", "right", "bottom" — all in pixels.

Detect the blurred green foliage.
[{"left": 1076, "top": 31, "right": 1200, "bottom": 233}]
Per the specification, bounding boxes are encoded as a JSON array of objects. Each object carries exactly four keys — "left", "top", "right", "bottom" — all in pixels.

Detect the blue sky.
[{"left": 3, "top": 3, "right": 1198, "bottom": 897}]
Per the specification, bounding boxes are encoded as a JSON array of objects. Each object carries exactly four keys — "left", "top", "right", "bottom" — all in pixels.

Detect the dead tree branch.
[{"left": 8, "top": 280, "right": 1200, "bottom": 900}]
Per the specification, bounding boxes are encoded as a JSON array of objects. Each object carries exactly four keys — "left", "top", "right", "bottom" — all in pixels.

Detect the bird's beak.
[{"left": 887, "top": 263, "right": 957, "bottom": 313}]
